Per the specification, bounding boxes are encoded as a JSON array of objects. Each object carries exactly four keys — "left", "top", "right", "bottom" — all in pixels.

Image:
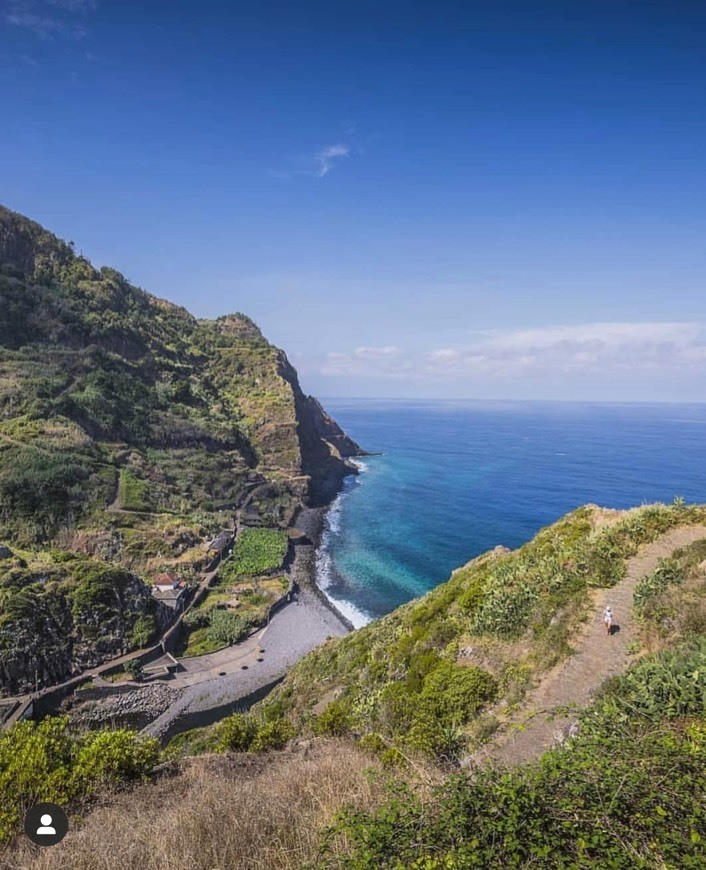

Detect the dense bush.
[
  {"left": 183, "top": 604, "right": 215, "bottom": 630},
  {"left": 217, "top": 713, "right": 257, "bottom": 752},
  {"left": 119, "top": 468, "right": 151, "bottom": 512},
  {"left": 217, "top": 712, "right": 293, "bottom": 753},
  {"left": 0, "top": 447, "right": 91, "bottom": 537},
  {"left": 251, "top": 718, "right": 295, "bottom": 751},
  {"left": 418, "top": 662, "right": 497, "bottom": 723},
  {"left": 634, "top": 558, "right": 686, "bottom": 617},
  {"left": 321, "top": 642, "right": 706, "bottom": 869},
  {"left": 206, "top": 610, "right": 257, "bottom": 646},
  {"left": 0, "top": 717, "right": 158, "bottom": 842},
  {"left": 63, "top": 363, "right": 155, "bottom": 443},
  {"left": 314, "top": 699, "right": 354, "bottom": 737},
  {"left": 130, "top": 613, "right": 156, "bottom": 648},
  {"left": 597, "top": 639, "right": 706, "bottom": 721},
  {"left": 633, "top": 540, "right": 706, "bottom": 641}
]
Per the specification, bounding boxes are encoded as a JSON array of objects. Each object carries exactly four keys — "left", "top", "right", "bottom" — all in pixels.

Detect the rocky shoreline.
[{"left": 289, "top": 504, "right": 356, "bottom": 632}]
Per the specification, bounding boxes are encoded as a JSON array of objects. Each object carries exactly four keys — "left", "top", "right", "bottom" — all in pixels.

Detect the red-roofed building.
[{"left": 152, "top": 572, "right": 189, "bottom": 611}]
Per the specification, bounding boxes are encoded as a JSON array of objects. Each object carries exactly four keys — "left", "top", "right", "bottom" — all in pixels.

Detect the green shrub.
[
  {"left": 420, "top": 662, "right": 498, "bottom": 723},
  {"left": 457, "top": 574, "right": 486, "bottom": 614},
  {"left": 130, "top": 613, "right": 156, "bottom": 648},
  {"left": 0, "top": 717, "right": 158, "bottom": 842},
  {"left": 217, "top": 713, "right": 257, "bottom": 752},
  {"left": 377, "top": 682, "right": 418, "bottom": 733},
  {"left": 217, "top": 712, "right": 293, "bottom": 753},
  {"left": 405, "top": 650, "right": 443, "bottom": 693},
  {"left": 251, "top": 718, "right": 294, "bottom": 751},
  {"left": 118, "top": 468, "right": 150, "bottom": 512},
  {"left": 0, "top": 448, "right": 91, "bottom": 537},
  {"left": 313, "top": 699, "right": 353, "bottom": 737},
  {"left": 634, "top": 558, "right": 687, "bottom": 618},
  {"left": 71, "top": 729, "right": 159, "bottom": 787},
  {"left": 183, "top": 604, "right": 215, "bottom": 629},
  {"left": 207, "top": 610, "right": 256, "bottom": 646},
  {"left": 596, "top": 640, "right": 706, "bottom": 721}
]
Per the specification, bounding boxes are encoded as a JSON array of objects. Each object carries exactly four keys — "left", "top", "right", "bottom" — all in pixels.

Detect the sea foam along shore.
[{"left": 313, "top": 458, "right": 373, "bottom": 630}]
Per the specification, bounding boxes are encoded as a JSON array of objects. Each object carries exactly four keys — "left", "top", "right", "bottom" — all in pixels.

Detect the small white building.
[{"left": 152, "top": 572, "right": 189, "bottom": 611}]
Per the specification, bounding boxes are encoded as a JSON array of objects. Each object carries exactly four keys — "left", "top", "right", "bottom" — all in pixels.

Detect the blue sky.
[{"left": 2, "top": 0, "right": 706, "bottom": 401}]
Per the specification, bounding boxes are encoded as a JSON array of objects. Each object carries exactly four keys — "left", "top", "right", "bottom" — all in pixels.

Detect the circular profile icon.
[{"left": 24, "top": 802, "right": 69, "bottom": 847}]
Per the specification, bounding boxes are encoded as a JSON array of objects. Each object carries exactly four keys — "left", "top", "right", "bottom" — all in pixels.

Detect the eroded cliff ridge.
[{"left": 0, "top": 204, "right": 362, "bottom": 693}]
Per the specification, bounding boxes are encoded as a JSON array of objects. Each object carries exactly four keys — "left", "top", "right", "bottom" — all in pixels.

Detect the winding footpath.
[{"left": 481, "top": 524, "right": 706, "bottom": 768}]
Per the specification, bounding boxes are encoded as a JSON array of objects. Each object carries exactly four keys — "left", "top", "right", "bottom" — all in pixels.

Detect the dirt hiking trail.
[{"left": 481, "top": 524, "right": 706, "bottom": 768}]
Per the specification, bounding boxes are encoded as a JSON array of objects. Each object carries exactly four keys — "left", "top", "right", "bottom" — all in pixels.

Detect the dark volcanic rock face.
[
  {"left": 277, "top": 351, "right": 363, "bottom": 505},
  {"left": 0, "top": 565, "right": 167, "bottom": 696}
]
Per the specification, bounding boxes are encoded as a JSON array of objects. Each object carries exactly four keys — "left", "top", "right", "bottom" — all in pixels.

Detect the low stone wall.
[
  {"left": 31, "top": 676, "right": 93, "bottom": 719},
  {"left": 99, "top": 645, "right": 164, "bottom": 679}
]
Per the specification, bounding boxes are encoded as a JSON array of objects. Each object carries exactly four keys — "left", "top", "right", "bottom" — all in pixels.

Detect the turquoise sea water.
[{"left": 316, "top": 400, "right": 706, "bottom": 627}]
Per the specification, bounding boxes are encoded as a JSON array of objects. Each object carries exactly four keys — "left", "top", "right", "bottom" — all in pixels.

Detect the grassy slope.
[{"left": 258, "top": 502, "right": 706, "bottom": 758}]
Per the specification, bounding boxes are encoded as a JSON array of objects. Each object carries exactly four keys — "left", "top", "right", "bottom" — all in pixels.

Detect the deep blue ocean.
[{"left": 315, "top": 400, "right": 706, "bottom": 627}]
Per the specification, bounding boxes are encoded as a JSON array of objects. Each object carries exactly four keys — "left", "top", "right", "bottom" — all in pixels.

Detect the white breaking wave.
[
  {"left": 315, "top": 539, "right": 372, "bottom": 628},
  {"left": 322, "top": 491, "right": 344, "bottom": 536},
  {"left": 315, "top": 545, "right": 335, "bottom": 591},
  {"left": 315, "top": 468, "right": 373, "bottom": 629},
  {"left": 326, "top": 595, "right": 371, "bottom": 629}
]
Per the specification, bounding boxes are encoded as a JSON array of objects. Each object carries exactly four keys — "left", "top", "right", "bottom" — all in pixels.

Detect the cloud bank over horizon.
[{"left": 293, "top": 321, "right": 706, "bottom": 401}]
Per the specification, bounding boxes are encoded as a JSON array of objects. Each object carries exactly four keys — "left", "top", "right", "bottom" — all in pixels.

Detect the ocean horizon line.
[{"left": 320, "top": 396, "right": 706, "bottom": 407}]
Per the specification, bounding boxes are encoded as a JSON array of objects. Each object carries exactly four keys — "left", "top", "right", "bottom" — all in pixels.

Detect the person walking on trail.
[{"left": 603, "top": 606, "right": 613, "bottom": 636}]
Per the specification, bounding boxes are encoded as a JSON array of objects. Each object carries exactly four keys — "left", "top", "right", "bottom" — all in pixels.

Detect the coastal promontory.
[{"left": 0, "top": 204, "right": 362, "bottom": 695}]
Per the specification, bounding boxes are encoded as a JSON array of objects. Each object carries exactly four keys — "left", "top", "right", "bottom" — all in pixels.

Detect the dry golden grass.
[{"left": 1, "top": 740, "right": 386, "bottom": 870}]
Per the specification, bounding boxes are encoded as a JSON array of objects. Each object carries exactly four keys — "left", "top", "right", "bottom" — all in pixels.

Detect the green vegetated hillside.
[
  {"left": 0, "top": 204, "right": 361, "bottom": 694},
  {"left": 259, "top": 502, "right": 706, "bottom": 760}
]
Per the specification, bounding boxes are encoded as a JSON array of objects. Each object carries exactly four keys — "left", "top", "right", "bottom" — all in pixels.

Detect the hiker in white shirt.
[{"left": 603, "top": 606, "right": 613, "bottom": 637}]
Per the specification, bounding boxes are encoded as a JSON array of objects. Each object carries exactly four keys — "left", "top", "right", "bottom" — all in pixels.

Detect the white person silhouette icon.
[{"left": 36, "top": 814, "right": 56, "bottom": 835}]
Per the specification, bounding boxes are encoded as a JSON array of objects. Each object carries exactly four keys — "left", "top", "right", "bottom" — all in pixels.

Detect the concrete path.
[
  {"left": 481, "top": 524, "right": 706, "bottom": 768},
  {"left": 143, "top": 587, "right": 348, "bottom": 737}
]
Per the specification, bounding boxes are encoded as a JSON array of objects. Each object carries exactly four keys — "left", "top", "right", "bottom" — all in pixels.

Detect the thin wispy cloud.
[
  {"left": 47, "top": 0, "right": 95, "bottom": 10},
  {"left": 5, "top": 0, "right": 95, "bottom": 39},
  {"left": 314, "top": 144, "right": 349, "bottom": 177},
  {"left": 319, "top": 323, "right": 706, "bottom": 383},
  {"left": 272, "top": 142, "right": 352, "bottom": 179}
]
